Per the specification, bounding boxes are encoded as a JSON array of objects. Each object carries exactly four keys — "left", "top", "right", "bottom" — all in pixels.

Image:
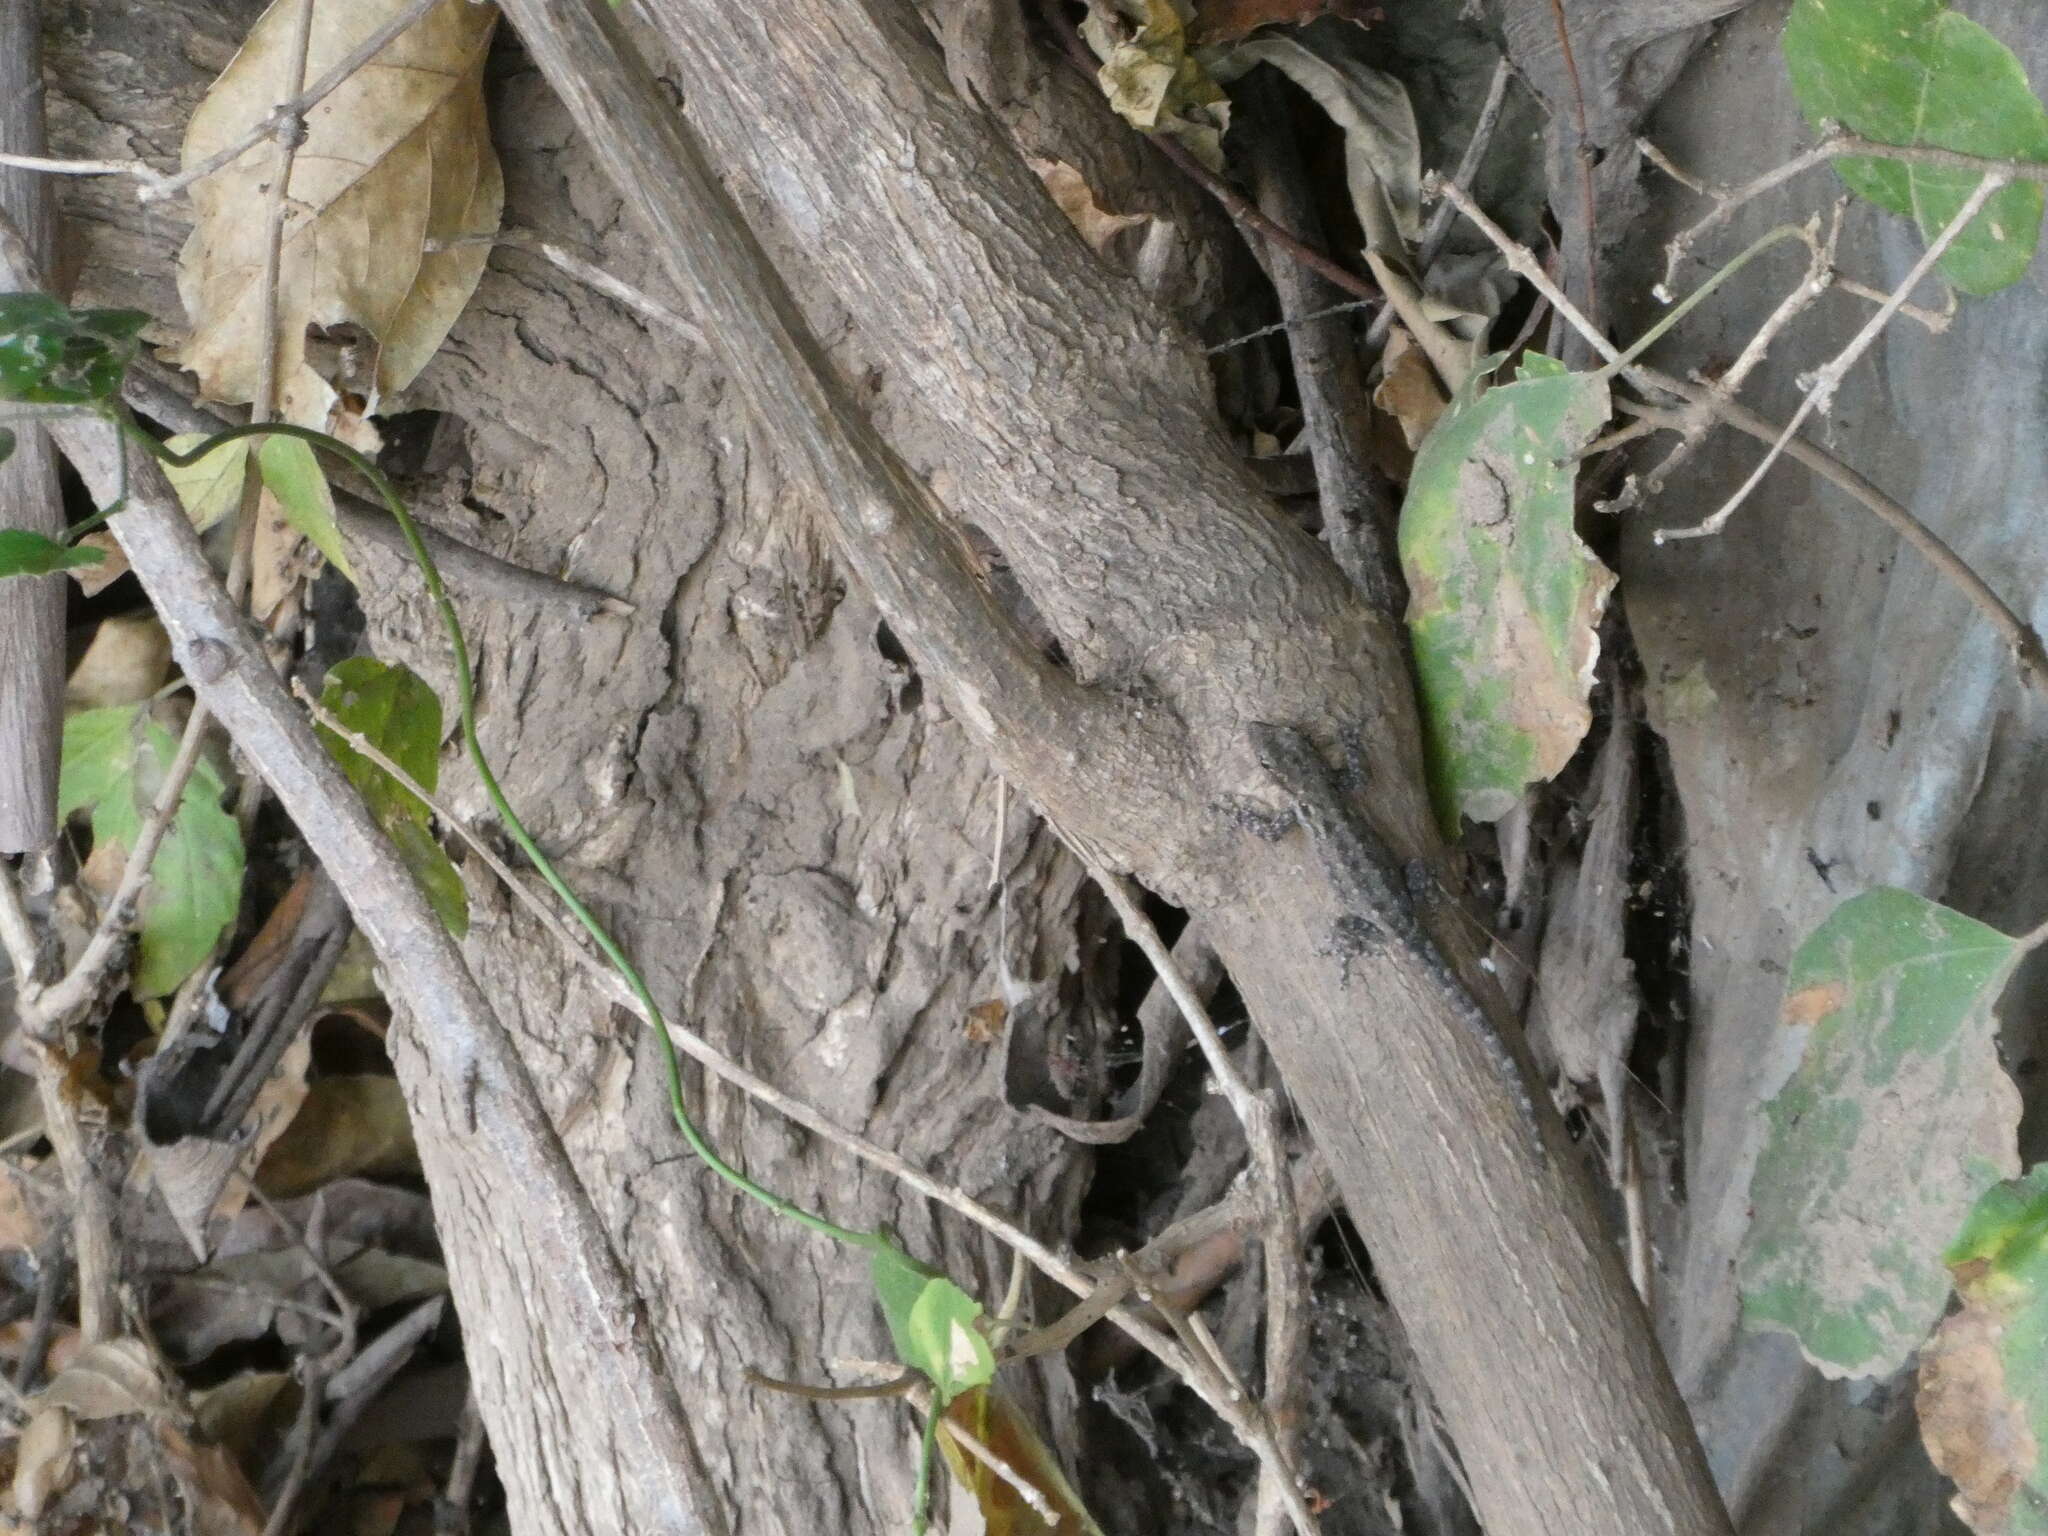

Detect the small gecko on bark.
[{"left": 1247, "top": 721, "right": 1545, "bottom": 1152}]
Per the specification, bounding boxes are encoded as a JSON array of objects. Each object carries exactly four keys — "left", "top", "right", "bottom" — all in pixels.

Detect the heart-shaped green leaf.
[{"left": 315, "top": 658, "right": 465, "bottom": 937}]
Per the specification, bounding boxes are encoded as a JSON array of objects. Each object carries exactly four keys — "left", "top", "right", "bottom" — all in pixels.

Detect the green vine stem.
[{"left": 130, "top": 410, "right": 881, "bottom": 1253}]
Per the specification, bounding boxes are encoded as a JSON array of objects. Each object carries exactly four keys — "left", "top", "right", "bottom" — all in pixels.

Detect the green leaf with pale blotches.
[
  {"left": 0, "top": 528, "right": 105, "bottom": 579},
  {"left": 1783, "top": 0, "right": 2048, "bottom": 294},
  {"left": 871, "top": 1240, "right": 994, "bottom": 1406},
  {"left": 316, "top": 658, "right": 466, "bottom": 937},
  {"left": 0, "top": 293, "right": 147, "bottom": 405},
  {"left": 257, "top": 434, "right": 354, "bottom": 581},
  {"left": 1396, "top": 357, "right": 1615, "bottom": 830},
  {"left": 1917, "top": 1164, "right": 2048, "bottom": 1534},
  {"left": 58, "top": 704, "right": 243, "bottom": 998},
  {"left": 1739, "top": 888, "right": 2022, "bottom": 1378}
]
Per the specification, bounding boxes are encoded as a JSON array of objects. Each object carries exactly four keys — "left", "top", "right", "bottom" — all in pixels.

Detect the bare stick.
[
  {"left": 1428, "top": 175, "right": 2048, "bottom": 693},
  {"left": 1079, "top": 860, "right": 1316, "bottom": 1536},
  {"left": 1658, "top": 171, "right": 2006, "bottom": 543},
  {"left": 1610, "top": 213, "right": 1837, "bottom": 509},
  {"left": 0, "top": 0, "right": 65, "bottom": 855},
  {"left": 1657, "top": 125, "right": 2048, "bottom": 283},
  {"left": 26, "top": 707, "right": 217, "bottom": 1030},
  {"left": 431, "top": 228, "right": 708, "bottom": 348},
  {"left": 0, "top": 860, "right": 43, "bottom": 991},
  {"left": 149, "top": 0, "right": 444, "bottom": 204},
  {"left": 224, "top": 0, "right": 320, "bottom": 617}
]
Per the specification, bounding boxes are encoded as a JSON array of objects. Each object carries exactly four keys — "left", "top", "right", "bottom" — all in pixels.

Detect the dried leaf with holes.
[{"left": 169, "top": 0, "right": 503, "bottom": 426}]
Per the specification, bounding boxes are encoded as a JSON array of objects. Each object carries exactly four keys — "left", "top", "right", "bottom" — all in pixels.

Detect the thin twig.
[
  {"left": 149, "top": 0, "right": 445, "bottom": 205},
  {"left": 430, "top": 228, "right": 708, "bottom": 348},
  {"left": 0, "top": 151, "right": 160, "bottom": 182},
  {"left": 436, "top": 1392, "right": 487, "bottom": 1536},
  {"left": 0, "top": 860, "right": 43, "bottom": 991},
  {"left": 1658, "top": 171, "right": 2005, "bottom": 543},
  {"left": 1656, "top": 124, "right": 2048, "bottom": 283},
  {"left": 25, "top": 706, "right": 217, "bottom": 1029},
  {"left": 225, "top": 0, "right": 319, "bottom": 614},
  {"left": 1078, "top": 861, "right": 1315, "bottom": 1536},
  {"left": 1427, "top": 174, "right": 2048, "bottom": 693},
  {"left": 1035, "top": 0, "right": 1379, "bottom": 309},
  {"left": 1620, "top": 396, "right": 2048, "bottom": 691}
]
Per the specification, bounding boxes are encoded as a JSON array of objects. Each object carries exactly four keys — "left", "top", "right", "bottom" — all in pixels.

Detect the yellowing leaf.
[
  {"left": 939, "top": 1387, "right": 1107, "bottom": 1536},
  {"left": 158, "top": 433, "right": 251, "bottom": 533},
  {"left": 1082, "top": 0, "right": 1231, "bottom": 172},
  {"left": 171, "top": 0, "right": 503, "bottom": 422}
]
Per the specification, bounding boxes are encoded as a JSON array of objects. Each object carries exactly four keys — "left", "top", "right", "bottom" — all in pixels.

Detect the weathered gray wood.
[
  {"left": 492, "top": 2, "right": 1732, "bottom": 1532},
  {"left": 0, "top": 0, "right": 67, "bottom": 853}
]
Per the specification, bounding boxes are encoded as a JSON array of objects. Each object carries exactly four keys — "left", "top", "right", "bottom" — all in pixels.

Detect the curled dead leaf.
[
  {"left": 170, "top": 0, "right": 503, "bottom": 426},
  {"left": 1028, "top": 159, "right": 1150, "bottom": 253},
  {"left": 1918, "top": 1300, "right": 2039, "bottom": 1532}
]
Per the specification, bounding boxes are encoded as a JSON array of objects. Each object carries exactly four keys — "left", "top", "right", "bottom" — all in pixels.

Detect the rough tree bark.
[
  {"left": 34, "top": 0, "right": 1820, "bottom": 1531},
  {"left": 484, "top": 2, "right": 1732, "bottom": 1534},
  {"left": 0, "top": 0, "right": 66, "bottom": 852}
]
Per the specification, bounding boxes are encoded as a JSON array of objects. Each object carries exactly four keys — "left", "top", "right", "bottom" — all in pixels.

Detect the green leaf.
[
  {"left": 871, "top": 1240, "right": 994, "bottom": 1406},
  {"left": 0, "top": 425, "right": 14, "bottom": 465},
  {"left": 1782, "top": 0, "right": 2048, "bottom": 295},
  {"left": 0, "top": 292, "right": 149, "bottom": 405},
  {"left": 58, "top": 704, "right": 244, "bottom": 998},
  {"left": 0, "top": 528, "right": 105, "bottom": 579},
  {"left": 159, "top": 433, "right": 252, "bottom": 534},
  {"left": 386, "top": 816, "right": 468, "bottom": 939},
  {"left": 1918, "top": 1164, "right": 2048, "bottom": 1534},
  {"left": 257, "top": 434, "right": 354, "bottom": 581},
  {"left": 315, "top": 658, "right": 466, "bottom": 937},
  {"left": 1397, "top": 362, "right": 1615, "bottom": 830},
  {"left": 1738, "top": 888, "right": 2022, "bottom": 1377}
]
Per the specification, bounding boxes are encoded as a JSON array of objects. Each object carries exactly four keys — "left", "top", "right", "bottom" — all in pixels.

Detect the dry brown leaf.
[
  {"left": 66, "top": 531, "right": 129, "bottom": 598},
  {"left": 11, "top": 1405, "right": 77, "bottom": 1521},
  {"left": 170, "top": 0, "right": 503, "bottom": 426},
  {"left": 66, "top": 614, "right": 174, "bottom": 710},
  {"left": 1191, "top": 0, "right": 1338, "bottom": 44},
  {"left": 256, "top": 1074, "right": 418, "bottom": 1197},
  {"left": 1027, "top": 159, "right": 1150, "bottom": 254},
  {"left": 1919, "top": 1299, "right": 2039, "bottom": 1532},
  {"left": 1373, "top": 327, "right": 1447, "bottom": 450},
  {"left": 155, "top": 1422, "right": 268, "bottom": 1536},
  {"left": 38, "top": 1338, "right": 183, "bottom": 1422}
]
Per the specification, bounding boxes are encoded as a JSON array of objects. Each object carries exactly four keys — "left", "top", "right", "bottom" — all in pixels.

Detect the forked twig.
[
  {"left": 1657, "top": 171, "right": 2006, "bottom": 542},
  {"left": 1426, "top": 174, "right": 2048, "bottom": 694},
  {"left": 1655, "top": 124, "right": 2048, "bottom": 284}
]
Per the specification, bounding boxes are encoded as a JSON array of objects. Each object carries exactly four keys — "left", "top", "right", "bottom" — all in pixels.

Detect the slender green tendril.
[{"left": 129, "top": 409, "right": 878, "bottom": 1252}]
